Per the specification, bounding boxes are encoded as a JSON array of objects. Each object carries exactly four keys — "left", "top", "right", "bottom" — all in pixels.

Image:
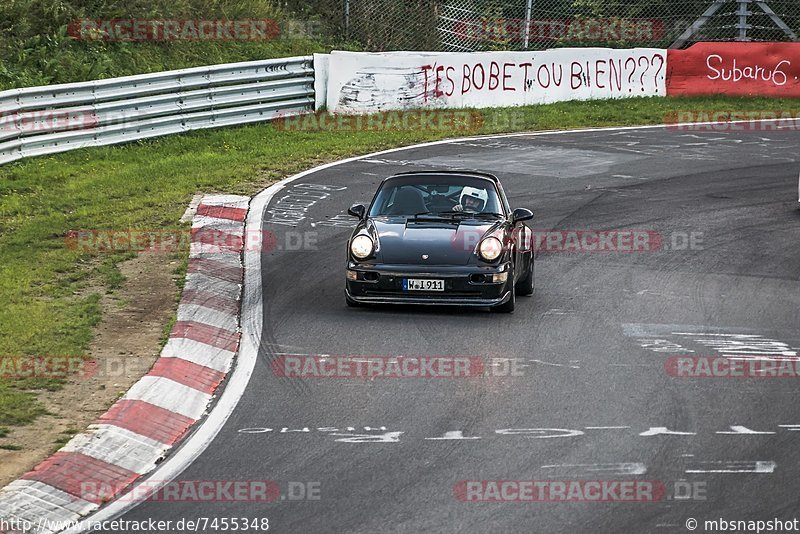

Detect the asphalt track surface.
[{"left": 120, "top": 127, "right": 800, "bottom": 533}]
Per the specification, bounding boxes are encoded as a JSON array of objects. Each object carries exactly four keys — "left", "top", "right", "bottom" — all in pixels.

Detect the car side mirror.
[
  {"left": 512, "top": 208, "right": 534, "bottom": 223},
  {"left": 348, "top": 204, "right": 366, "bottom": 219}
]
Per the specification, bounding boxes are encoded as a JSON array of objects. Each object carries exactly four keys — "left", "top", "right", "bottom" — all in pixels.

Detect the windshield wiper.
[
  {"left": 402, "top": 211, "right": 505, "bottom": 221},
  {"left": 403, "top": 211, "right": 453, "bottom": 221},
  {"left": 433, "top": 211, "right": 504, "bottom": 219}
]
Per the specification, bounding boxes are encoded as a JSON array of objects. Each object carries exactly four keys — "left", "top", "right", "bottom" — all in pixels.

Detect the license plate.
[{"left": 403, "top": 279, "right": 445, "bottom": 292}]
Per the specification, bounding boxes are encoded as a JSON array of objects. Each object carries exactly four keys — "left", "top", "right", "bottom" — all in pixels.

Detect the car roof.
[{"left": 382, "top": 170, "right": 500, "bottom": 184}]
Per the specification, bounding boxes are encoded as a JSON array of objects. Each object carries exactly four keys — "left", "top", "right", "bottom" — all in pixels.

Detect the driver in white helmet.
[{"left": 455, "top": 186, "right": 488, "bottom": 212}]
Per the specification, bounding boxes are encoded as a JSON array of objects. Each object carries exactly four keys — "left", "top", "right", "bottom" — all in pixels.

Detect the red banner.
[{"left": 667, "top": 42, "right": 800, "bottom": 97}]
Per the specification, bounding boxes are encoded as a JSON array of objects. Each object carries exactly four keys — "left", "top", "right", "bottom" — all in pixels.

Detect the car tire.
[
  {"left": 493, "top": 279, "right": 516, "bottom": 313},
  {"left": 516, "top": 253, "right": 534, "bottom": 296}
]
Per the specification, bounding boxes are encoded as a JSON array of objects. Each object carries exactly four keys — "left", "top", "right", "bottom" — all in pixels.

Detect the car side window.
[
  {"left": 382, "top": 187, "right": 397, "bottom": 213},
  {"left": 484, "top": 192, "right": 501, "bottom": 213}
]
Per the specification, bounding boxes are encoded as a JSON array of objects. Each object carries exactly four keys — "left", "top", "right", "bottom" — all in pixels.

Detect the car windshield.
[{"left": 368, "top": 175, "right": 504, "bottom": 217}]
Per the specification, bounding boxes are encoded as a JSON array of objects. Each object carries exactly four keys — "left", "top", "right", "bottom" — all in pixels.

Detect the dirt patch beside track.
[{"left": 0, "top": 253, "right": 179, "bottom": 486}]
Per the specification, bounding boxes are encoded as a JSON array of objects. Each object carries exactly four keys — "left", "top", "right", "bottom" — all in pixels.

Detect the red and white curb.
[{"left": 0, "top": 194, "right": 249, "bottom": 534}]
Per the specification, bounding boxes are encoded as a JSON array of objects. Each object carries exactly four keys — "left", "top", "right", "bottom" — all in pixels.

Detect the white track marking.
[
  {"left": 122, "top": 376, "right": 210, "bottom": 420},
  {"left": 640, "top": 427, "right": 696, "bottom": 436},
  {"left": 182, "top": 273, "right": 241, "bottom": 300},
  {"left": 197, "top": 194, "right": 250, "bottom": 205},
  {"left": 180, "top": 194, "right": 205, "bottom": 222},
  {"left": 540, "top": 463, "right": 647, "bottom": 475},
  {"left": 332, "top": 432, "right": 404, "bottom": 443},
  {"left": 176, "top": 303, "right": 238, "bottom": 331},
  {"left": 529, "top": 359, "right": 580, "bottom": 369},
  {"left": 716, "top": 426, "right": 776, "bottom": 435},
  {"left": 160, "top": 339, "right": 236, "bottom": 373},
  {"left": 62, "top": 425, "right": 167, "bottom": 475},
  {"left": 190, "top": 215, "right": 246, "bottom": 230},
  {"left": 685, "top": 461, "right": 776, "bottom": 474},
  {"left": 1, "top": 480, "right": 95, "bottom": 528},
  {"left": 425, "top": 431, "right": 481, "bottom": 440}
]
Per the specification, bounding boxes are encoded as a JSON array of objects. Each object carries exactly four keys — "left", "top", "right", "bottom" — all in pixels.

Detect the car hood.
[{"left": 370, "top": 217, "right": 499, "bottom": 265}]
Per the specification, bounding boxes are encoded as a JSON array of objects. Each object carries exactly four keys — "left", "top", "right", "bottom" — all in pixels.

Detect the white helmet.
[{"left": 459, "top": 186, "right": 488, "bottom": 212}]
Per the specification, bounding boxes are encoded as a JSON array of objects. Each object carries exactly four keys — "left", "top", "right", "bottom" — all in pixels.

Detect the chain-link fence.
[{"left": 281, "top": 0, "right": 800, "bottom": 51}]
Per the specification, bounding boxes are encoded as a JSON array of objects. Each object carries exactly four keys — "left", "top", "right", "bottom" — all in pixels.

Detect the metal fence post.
[
  {"left": 344, "top": 0, "right": 350, "bottom": 39},
  {"left": 523, "top": 0, "right": 533, "bottom": 49},
  {"left": 737, "top": 0, "right": 751, "bottom": 41}
]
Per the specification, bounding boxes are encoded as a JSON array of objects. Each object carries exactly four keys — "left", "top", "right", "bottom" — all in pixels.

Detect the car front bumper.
[{"left": 345, "top": 262, "right": 512, "bottom": 307}]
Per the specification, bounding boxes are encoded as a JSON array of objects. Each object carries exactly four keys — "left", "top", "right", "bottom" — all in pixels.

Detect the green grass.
[
  {"left": 0, "top": 0, "right": 348, "bottom": 90},
  {"left": 0, "top": 384, "right": 49, "bottom": 426},
  {"left": 0, "top": 94, "right": 795, "bottom": 433}
]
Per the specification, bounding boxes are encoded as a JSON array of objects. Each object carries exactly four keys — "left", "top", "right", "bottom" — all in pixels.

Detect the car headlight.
[
  {"left": 350, "top": 235, "right": 374, "bottom": 260},
  {"left": 478, "top": 236, "right": 503, "bottom": 261}
]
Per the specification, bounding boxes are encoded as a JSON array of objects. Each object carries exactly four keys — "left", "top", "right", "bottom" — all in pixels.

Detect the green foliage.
[
  {"left": 0, "top": 0, "right": 337, "bottom": 89},
  {"left": 346, "top": 0, "right": 439, "bottom": 51}
]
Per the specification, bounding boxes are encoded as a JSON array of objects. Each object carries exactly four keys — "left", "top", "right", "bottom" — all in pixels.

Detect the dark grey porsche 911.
[{"left": 345, "top": 170, "right": 534, "bottom": 313}]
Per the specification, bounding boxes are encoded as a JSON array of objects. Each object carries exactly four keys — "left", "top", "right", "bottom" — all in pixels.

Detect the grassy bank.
[
  {"left": 0, "top": 0, "right": 342, "bottom": 90},
  {"left": 0, "top": 94, "right": 794, "bottom": 435}
]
